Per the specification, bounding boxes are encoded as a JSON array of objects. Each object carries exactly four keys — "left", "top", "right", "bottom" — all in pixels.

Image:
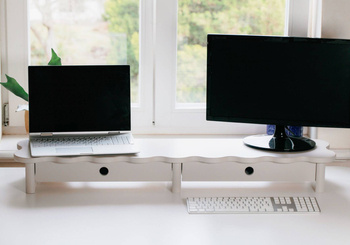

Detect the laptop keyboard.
[{"left": 31, "top": 134, "right": 133, "bottom": 147}]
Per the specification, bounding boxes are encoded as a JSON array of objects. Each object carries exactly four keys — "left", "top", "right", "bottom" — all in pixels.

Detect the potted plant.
[{"left": 0, "top": 49, "right": 61, "bottom": 132}]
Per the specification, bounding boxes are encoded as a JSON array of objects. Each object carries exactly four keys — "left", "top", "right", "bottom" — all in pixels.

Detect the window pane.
[
  {"left": 177, "top": 0, "right": 286, "bottom": 104},
  {"left": 30, "top": 0, "right": 140, "bottom": 103}
]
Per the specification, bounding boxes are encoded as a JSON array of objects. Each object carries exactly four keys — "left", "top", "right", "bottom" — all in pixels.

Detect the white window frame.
[
  {"left": 1, "top": 0, "right": 313, "bottom": 135},
  {"left": 152, "top": 0, "right": 313, "bottom": 134},
  {"left": 1, "top": 0, "right": 29, "bottom": 135}
]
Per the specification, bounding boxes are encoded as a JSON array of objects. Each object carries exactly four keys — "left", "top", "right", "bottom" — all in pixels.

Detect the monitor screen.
[
  {"left": 29, "top": 65, "right": 131, "bottom": 133},
  {"left": 206, "top": 35, "right": 350, "bottom": 151}
]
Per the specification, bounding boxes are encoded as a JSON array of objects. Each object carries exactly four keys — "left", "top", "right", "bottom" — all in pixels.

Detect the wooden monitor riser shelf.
[{"left": 14, "top": 137, "right": 336, "bottom": 194}]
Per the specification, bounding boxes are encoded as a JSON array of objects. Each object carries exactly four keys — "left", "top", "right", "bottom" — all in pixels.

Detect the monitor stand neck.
[
  {"left": 243, "top": 125, "right": 316, "bottom": 152},
  {"left": 270, "top": 125, "right": 294, "bottom": 150}
]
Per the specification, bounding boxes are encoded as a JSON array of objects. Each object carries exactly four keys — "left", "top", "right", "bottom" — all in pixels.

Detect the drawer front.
[
  {"left": 182, "top": 162, "right": 316, "bottom": 181},
  {"left": 35, "top": 162, "right": 172, "bottom": 182}
]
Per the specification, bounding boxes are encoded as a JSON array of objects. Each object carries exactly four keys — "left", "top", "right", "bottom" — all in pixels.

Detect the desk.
[
  {"left": 0, "top": 166, "right": 350, "bottom": 245},
  {"left": 14, "top": 137, "right": 335, "bottom": 194}
]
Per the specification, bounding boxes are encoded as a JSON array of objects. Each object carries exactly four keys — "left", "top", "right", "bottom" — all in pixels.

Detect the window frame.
[
  {"left": 1, "top": 0, "right": 312, "bottom": 135},
  {"left": 1, "top": 0, "right": 29, "bottom": 135},
  {"left": 152, "top": 0, "right": 311, "bottom": 134}
]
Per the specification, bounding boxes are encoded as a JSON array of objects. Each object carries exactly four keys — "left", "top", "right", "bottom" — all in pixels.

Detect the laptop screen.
[{"left": 28, "top": 65, "right": 131, "bottom": 133}]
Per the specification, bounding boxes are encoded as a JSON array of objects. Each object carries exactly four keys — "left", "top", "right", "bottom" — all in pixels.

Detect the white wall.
[
  {"left": 322, "top": 0, "right": 350, "bottom": 39},
  {"left": 317, "top": 0, "right": 350, "bottom": 149}
]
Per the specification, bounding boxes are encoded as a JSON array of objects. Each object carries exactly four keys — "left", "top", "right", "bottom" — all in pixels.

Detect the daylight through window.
[
  {"left": 176, "top": 0, "right": 286, "bottom": 104},
  {"left": 29, "top": 0, "right": 140, "bottom": 103}
]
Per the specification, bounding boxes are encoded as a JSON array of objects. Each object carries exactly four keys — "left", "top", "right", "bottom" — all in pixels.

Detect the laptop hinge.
[
  {"left": 40, "top": 133, "right": 53, "bottom": 137},
  {"left": 108, "top": 131, "right": 121, "bottom": 135}
]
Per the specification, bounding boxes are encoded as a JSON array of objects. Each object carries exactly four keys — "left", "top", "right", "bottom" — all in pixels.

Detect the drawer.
[
  {"left": 182, "top": 162, "right": 316, "bottom": 181},
  {"left": 35, "top": 162, "right": 172, "bottom": 182}
]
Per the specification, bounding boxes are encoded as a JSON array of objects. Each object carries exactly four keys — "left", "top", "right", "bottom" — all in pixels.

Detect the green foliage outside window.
[
  {"left": 103, "top": 0, "right": 139, "bottom": 96},
  {"left": 177, "top": 0, "right": 286, "bottom": 103},
  {"left": 29, "top": 0, "right": 285, "bottom": 104}
]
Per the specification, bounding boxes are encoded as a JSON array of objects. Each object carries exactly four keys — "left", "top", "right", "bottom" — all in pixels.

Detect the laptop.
[{"left": 28, "top": 65, "right": 139, "bottom": 157}]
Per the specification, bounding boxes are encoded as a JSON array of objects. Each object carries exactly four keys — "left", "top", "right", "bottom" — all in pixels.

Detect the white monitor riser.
[{"left": 14, "top": 137, "right": 335, "bottom": 194}]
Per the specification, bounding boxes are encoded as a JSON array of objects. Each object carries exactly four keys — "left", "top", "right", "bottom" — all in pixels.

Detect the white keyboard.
[
  {"left": 32, "top": 134, "right": 133, "bottom": 147},
  {"left": 187, "top": 197, "right": 320, "bottom": 214}
]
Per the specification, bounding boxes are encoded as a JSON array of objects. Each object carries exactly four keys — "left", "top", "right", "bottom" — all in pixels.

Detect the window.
[
  {"left": 30, "top": 0, "right": 140, "bottom": 103},
  {"left": 176, "top": 0, "right": 286, "bottom": 104},
  {"left": 1, "top": 0, "right": 312, "bottom": 135},
  {"left": 153, "top": 0, "right": 289, "bottom": 134}
]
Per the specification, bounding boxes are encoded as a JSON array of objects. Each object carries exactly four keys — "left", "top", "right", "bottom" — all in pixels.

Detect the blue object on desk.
[{"left": 267, "top": 125, "right": 303, "bottom": 137}]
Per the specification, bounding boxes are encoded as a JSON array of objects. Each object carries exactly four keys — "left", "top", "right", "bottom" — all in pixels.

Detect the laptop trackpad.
[{"left": 56, "top": 147, "right": 93, "bottom": 154}]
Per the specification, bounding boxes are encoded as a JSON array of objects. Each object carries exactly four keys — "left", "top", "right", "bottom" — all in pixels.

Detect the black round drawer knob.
[
  {"left": 99, "top": 167, "right": 109, "bottom": 176},
  {"left": 245, "top": 167, "right": 254, "bottom": 175}
]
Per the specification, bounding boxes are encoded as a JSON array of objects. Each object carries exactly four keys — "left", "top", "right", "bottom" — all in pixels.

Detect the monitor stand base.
[{"left": 243, "top": 125, "right": 316, "bottom": 152}]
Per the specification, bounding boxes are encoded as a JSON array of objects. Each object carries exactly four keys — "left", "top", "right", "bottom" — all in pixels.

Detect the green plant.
[{"left": 0, "top": 49, "right": 61, "bottom": 102}]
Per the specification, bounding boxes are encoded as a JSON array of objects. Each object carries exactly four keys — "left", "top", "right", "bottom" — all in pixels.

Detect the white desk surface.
[{"left": 1, "top": 166, "right": 350, "bottom": 245}]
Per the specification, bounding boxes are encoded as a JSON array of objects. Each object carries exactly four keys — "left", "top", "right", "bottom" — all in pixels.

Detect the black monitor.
[{"left": 206, "top": 34, "right": 350, "bottom": 152}]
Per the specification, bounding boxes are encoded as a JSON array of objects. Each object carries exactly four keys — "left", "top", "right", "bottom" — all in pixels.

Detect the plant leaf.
[
  {"left": 0, "top": 75, "right": 29, "bottom": 102},
  {"left": 0, "top": 48, "right": 61, "bottom": 102},
  {"left": 48, "top": 48, "right": 62, "bottom": 65}
]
